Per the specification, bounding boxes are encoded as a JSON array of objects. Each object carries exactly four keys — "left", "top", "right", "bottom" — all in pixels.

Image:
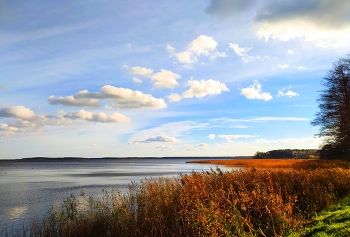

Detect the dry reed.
[{"left": 7, "top": 161, "right": 350, "bottom": 237}]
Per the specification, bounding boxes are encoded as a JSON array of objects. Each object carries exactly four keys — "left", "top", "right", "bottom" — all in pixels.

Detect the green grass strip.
[{"left": 292, "top": 196, "right": 350, "bottom": 237}]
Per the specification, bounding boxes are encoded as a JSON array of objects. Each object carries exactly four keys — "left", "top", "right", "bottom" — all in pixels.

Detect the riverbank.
[{"left": 5, "top": 160, "right": 350, "bottom": 237}]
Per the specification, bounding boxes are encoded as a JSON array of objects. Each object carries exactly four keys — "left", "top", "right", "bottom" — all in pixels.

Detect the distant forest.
[{"left": 254, "top": 149, "right": 319, "bottom": 159}]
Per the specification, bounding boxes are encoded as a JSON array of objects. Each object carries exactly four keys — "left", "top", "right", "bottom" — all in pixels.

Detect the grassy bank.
[
  {"left": 291, "top": 195, "right": 350, "bottom": 236},
  {"left": 6, "top": 160, "right": 350, "bottom": 237}
]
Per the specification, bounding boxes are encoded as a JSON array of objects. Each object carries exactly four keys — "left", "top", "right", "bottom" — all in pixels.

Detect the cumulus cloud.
[
  {"left": 0, "top": 124, "right": 19, "bottom": 132},
  {"left": 278, "top": 64, "right": 290, "bottom": 69},
  {"left": 198, "top": 143, "right": 209, "bottom": 150},
  {"left": 228, "top": 43, "right": 264, "bottom": 63},
  {"left": 255, "top": 0, "right": 350, "bottom": 44},
  {"left": 0, "top": 105, "right": 76, "bottom": 137},
  {"left": 48, "top": 95, "right": 100, "bottom": 107},
  {"left": 278, "top": 89, "right": 299, "bottom": 97},
  {"left": 207, "top": 0, "right": 350, "bottom": 47},
  {"left": 218, "top": 134, "right": 256, "bottom": 142},
  {"left": 124, "top": 66, "right": 181, "bottom": 89},
  {"left": 166, "top": 44, "right": 175, "bottom": 54},
  {"left": 168, "top": 35, "right": 226, "bottom": 65},
  {"left": 151, "top": 69, "right": 181, "bottom": 89},
  {"left": 133, "top": 135, "right": 180, "bottom": 144},
  {"left": 287, "top": 50, "right": 294, "bottom": 55},
  {"left": 182, "top": 79, "right": 229, "bottom": 99},
  {"left": 63, "top": 109, "right": 130, "bottom": 123},
  {"left": 241, "top": 81, "right": 273, "bottom": 101},
  {"left": 166, "top": 79, "right": 229, "bottom": 102},
  {"left": 48, "top": 85, "right": 167, "bottom": 110},
  {"left": 167, "top": 93, "right": 182, "bottom": 102},
  {"left": 133, "top": 77, "right": 142, "bottom": 83},
  {"left": 0, "top": 106, "right": 36, "bottom": 120},
  {"left": 208, "top": 134, "right": 215, "bottom": 139},
  {"left": 123, "top": 65, "right": 153, "bottom": 78}
]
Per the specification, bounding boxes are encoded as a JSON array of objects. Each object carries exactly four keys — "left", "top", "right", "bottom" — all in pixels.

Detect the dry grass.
[
  {"left": 6, "top": 160, "right": 350, "bottom": 237},
  {"left": 187, "top": 159, "right": 350, "bottom": 169},
  {"left": 186, "top": 159, "right": 306, "bottom": 168}
]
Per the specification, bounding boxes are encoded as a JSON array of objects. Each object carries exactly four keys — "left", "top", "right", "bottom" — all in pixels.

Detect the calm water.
[{"left": 0, "top": 158, "right": 236, "bottom": 230}]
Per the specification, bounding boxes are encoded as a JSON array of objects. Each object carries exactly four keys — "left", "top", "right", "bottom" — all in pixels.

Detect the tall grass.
[
  {"left": 186, "top": 159, "right": 350, "bottom": 169},
  {"left": 8, "top": 162, "right": 350, "bottom": 237}
]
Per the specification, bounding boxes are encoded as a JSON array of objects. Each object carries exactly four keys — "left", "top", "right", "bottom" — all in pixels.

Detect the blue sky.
[{"left": 1, "top": 0, "right": 350, "bottom": 159}]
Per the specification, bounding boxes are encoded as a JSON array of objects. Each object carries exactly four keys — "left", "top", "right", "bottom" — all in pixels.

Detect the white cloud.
[
  {"left": 48, "top": 95, "right": 100, "bottom": 107},
  {"left": 278, "top": 89, "right": 299, "bottom": 97},
  {"left": 0, "top": 106, "right": 36, "bottom": 120},
  {"left": 168, "top": 35, "right": 224, "bottom": 65},
  {"left": 198, "top": 143, "right": 209, "bottom": 150},
  {"left": 0, "top": 124, "right": 19, "bottom": 132},
  {"left": 63, "top": 109, "right": 130, "bottom": 123},
  {"left": 241, "top": 81, "right": 273, "bottom": 101},
  {"left": 166, "top": 44, "right": 175, "bottom": 54},
  {"left": 155, "top": 145, "right": 173, "bottom": 151},
  {"left": 0, "top": 106, "right": 77, "bottom": 136},
  {"left": 228, "top": 43, "right": 262, "bottom": 63},
  {"left": 208, "top": 0, "right": 350, "bottom": 47},
  {"left": 211, "top": 117, "right": 309, "bottom": 124},
  {"left": 184, "top": 144, "right": 196, "bottom": 151},
  {"left": 287, "top": 50, "right": 294, "bottom": 55},
  {"left": 235, "top": 125, "right": 248, "bottom": 128},
  {"left": 176, "top": 51, "right": 196, "bottom": 64},
  {"left": 229, "top": 43, "right": 251, "bottom": 57},
  {"left": 218, "top": 134, "right": 256, "bottom": 142},
  {"left": 129, "top": 121, "right": 209, "bottom": 144},
  {"left": 49, "top": 85, "right": 167, "bottom": 110},
  {"left": 123, "top": 65, "right": 153, "bottom": 78},
  {"left": 151, "top": 69, "right": 181, "bottom": 89},
  {"left": 256, "top": 20, "right": 350, "bottom": 48},
  {"left": 167, "top": 93, "right": 182, "bottom": 102},
  {"left": 208, "top": 134, "right": 215, "bottom": 139},
  {"left": 124, "top": 66, "right": 180, "bottom": 89},
  {"left": 256, "top": 137, "right": 323, "bottom": 145},
  {"left": 188, "top": 35, "right": 218, "bottom": 56},
  {"left": 133, "top": 135, "right": 180, "bottom": 144},
  {"left": 251, "top": 117, "right": 307, "bottom": 121},
  {"left": 182, "top": 79, "right": 229, "bottom": 99},
  {"left": 133, "top": 77, "right": 142, "bottom": 83},
  {"left": 209, "top": 51, "right": 227, "bottom": 60},
  {"left": 295, "top": 66, "right": 308, "bottom": 70},
  {"left": 278, "top": 64, "right": 290, "bottom": 69}
]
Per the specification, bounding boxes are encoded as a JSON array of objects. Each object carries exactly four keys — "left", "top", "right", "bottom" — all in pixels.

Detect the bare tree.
[{"left": 312, "top": 55, "right": 350, "bottom": 160}]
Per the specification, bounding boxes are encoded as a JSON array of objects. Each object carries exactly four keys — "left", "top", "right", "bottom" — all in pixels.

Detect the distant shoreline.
[{"left": 0, "top": 156, "right": 254, "bottom": 162}]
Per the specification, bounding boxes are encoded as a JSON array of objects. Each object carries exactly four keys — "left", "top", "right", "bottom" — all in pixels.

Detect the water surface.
[{"left": 0, "top": 158, "right": 236, "bottom": 229}]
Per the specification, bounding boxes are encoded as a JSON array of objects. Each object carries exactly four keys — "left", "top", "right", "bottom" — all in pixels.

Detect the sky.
[{"left": 1, "top": 0, "right": 350, "bottom": 159}]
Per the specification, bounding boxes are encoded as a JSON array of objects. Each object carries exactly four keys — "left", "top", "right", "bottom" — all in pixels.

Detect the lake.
[{"left": 0, "top": 158, "right": 237, "bottom": 232}]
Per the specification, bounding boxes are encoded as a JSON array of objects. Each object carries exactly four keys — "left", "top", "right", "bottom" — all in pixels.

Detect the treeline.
[{"left": 254, "top": 149, "right": 319, "bottom": 159}]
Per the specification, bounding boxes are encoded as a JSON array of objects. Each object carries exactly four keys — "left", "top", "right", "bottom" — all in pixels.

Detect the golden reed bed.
[{"left": 187, "top": 159, "right": 308, "bottom": 168}]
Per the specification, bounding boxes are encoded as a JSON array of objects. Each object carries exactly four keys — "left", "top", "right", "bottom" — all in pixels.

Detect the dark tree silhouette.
[{"left": 312, "top": 55, "right": 350, "bottom": 160}]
